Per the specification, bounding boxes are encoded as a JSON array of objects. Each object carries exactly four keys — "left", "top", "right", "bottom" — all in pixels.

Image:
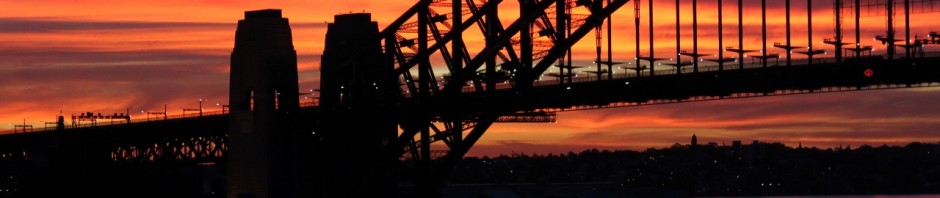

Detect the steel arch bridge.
[{"left": 2, "top": 0, "right": 940, "bottom": 197}]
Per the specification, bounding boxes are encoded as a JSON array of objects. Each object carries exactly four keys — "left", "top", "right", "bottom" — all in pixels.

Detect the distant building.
[{"left": 691, "top": 133, "right": 698, "bottom": 146}]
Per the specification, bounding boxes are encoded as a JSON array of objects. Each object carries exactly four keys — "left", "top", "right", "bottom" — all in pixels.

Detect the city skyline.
[{"left": 2, "top": 0, "right": 940, "bottom": 156}]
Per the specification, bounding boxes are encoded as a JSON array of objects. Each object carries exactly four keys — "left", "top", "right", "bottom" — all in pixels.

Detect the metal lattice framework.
[
  {"left": 348, "top": 0, "right": 938, "bottom": 193},
  {"left": 111, "top": 135, "right": 226, "bottom": 162},
  {"left": 335, "top": 0, "right": 629, "bottom": 193},
  {"left": 3, "top": 1, "right": 940, "bottom": 196},
  {"left": 846, "top": 0, "right": 940, "bottom": 16}
]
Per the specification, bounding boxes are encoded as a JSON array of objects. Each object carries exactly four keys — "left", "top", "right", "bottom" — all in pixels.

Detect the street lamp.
[
  {"left": 299, "top": 89, "right": 318, "bottom": 107},
  {"left": 142, "top": 105, "right": 168, "bottom": 121},
  {"left": 199, "top": 98, "right": 204, "bottom": 116},
  {"left": 13, "top": 117, "right": 33, "bottom": 133},
  {"left": 184, "top": 99, "right": 205, "bottom": 117},
  {"left": 217, "top": 102, "right": 229, "bottom": 114}
]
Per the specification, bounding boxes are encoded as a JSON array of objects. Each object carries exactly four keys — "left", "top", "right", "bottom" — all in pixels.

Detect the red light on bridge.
[{"left": 864, "top": 69, "right": 874, "bottom": 77}]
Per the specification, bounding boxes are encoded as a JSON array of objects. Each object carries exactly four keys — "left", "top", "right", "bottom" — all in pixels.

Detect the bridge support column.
[
  {"left": 319, "top": 13, "right": 401, "bottom": 197},
  {"left": 228, "top": 9, "right": 303, "bottom": 198}
]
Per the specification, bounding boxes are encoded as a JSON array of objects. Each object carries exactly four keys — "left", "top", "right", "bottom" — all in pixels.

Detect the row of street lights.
[
  {"left": 138, "top": 92, "right": 318, "bottom": 119},
  {"left": 6, "top": 89, "right": 320, "bottom": 133}
]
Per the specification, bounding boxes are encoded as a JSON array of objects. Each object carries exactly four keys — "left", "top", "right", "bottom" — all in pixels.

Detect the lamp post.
[
  {"left": 199, "top": 98, "right": 204, "bottom": 116},
  {"left": 43, "top": 121, "right": 58, "bottom": 130},
  {"left": 14, "top": 117, "right": 33, "bottom": 133},
  {"left": 141, "top": 105, "right": 168, "bottom": 121},
  {"left": 300, "top": 89, "right": 317, "bottom": 107}
]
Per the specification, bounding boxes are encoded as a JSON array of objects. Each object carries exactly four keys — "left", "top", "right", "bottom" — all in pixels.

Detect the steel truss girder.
[
  {"left": 518, "top": 0, "right": 629, "bottom": 87},
  {"left": 374, "top": 0, "right": 631, "bottom": 196},
  {"left": 386, "top": 1, "right": 553, "bottom": 159},
  {"left": 390, "top": 0, "right": 504, "bottom": 96},
  {"left": 390, "top": 0, "right": 506, "bottom": 75},
  {"left": 111, "top": 135, "right": 226, "bottom": 162},
  {"left": 441, "top": 0, "right": 629, "bottom": 94},
  {"left": 442, "top": 0, "right": 557, "bottom": 94}
]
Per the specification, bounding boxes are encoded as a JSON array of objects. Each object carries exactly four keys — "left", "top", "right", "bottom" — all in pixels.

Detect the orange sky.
[{"left": 1, "top": 0, "right": 940, "bottom": 156}]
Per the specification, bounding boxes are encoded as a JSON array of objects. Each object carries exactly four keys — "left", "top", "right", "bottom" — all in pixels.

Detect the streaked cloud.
[
  {"left": 0, "top": 17, "right": 234, "bottom": 33},
  {"left": 480, "top": 88, "right": 940, "bottom": 156}
]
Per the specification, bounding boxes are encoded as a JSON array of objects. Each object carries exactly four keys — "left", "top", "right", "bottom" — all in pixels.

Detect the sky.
[{"left": 1, "top": 0, "right": 939, "bottom": 156}]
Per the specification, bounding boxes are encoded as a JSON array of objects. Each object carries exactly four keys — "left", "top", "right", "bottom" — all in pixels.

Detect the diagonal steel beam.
[
  {"left": 442, "top": 0, "right": 557, "bottom": 94},
  {"left": 418, "top": 111, "right": 500, "bottom": 195},
  {"left": 519, "top": 0, "right": 629, "bottom": 87},
  {"left": 335, "top": 0, "right": 432, "bottom": 77},
  {"left": 391, "top": 0, "right": 504, "bottom": 76}
]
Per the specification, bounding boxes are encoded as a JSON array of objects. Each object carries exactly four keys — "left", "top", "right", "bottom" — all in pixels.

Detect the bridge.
[{"left": 2, "top": 0, "right": 940, "bottom": 197}]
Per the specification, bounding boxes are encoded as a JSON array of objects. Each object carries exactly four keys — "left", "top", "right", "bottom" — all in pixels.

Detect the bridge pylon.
[
  {"left": 228, "top": 9, "right": 307, "bottom": 198},
  {"left": 317, "top": 13, "right": 402, "bottom": 197}
]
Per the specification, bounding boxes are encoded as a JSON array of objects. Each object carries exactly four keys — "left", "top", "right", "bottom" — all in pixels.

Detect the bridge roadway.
[
  {"left": 1, "top": 55, "right": 939, "bottom": 197},
  {"left": 421, "top": 55, "right": 940, "bottom": 117}
]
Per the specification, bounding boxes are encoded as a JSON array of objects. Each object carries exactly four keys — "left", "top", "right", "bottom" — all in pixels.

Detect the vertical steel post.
[
  {"left": 762, "top": 0, "right": 768, "bottom": 68},
  {"left": 887, "top": 0, "right": 895, "bottom": 61},
  {"left": 855, "top": 0, "right": 861, "bottom": 58},
  {"left": 693, "top": 0, "right": 699, "bottom": 73},
  {"left": 453, "top": 0, "right": 463, "bottom": 143},
  {"left": 486, "top": 4, "right": 498, "bottom": 91},
  {"left": 417, "top": 6, "right": 432, "bottom": 195},
  {"left": 835, "top": 0, "right": 844, "bottom": 62},
  {"left": 649, "top": 0, "right": 655, "bottom": 76},
  {"left": 739, "top": 0, "right": 745, "bottom": 70},
  {"left": 419, "top": 8, "right": 431, "bottom": 96},
  {"left": 905, "top": 0, "right": 911, "bottom": 59},
  {"left": 521, "top": 0, "right": 533, "bottom": 77},
  {"left": 454, "top": 0, "right": 463, "bottom": 79},
  {"left": 567, "top": 1, "right": 573, "bottom": 84},
  {"left": 786, "top": 0, "right": 792, "bottom": 67},
  {"left": 718, "top": 0, "right": 724, "bottom": 72},
  {"left": 607, "top": 0, "right": 614, "bottom": 79},
  {"left": 595, "top": 0, "right": 603, "bottom": 81},
  {"left": 595, "top": 25, "right": 602, "bottom": 80},
  {"left": 635, "top": 0, "right": 641, "bottom": 76},
  {"left": 557, "top": 0, "right": 566, "bottom": 84},
  {"left": 808, "top": 0, "right": 814, "bottom": 66},
  {"left": 676, "top": 0, "right": 682, "bottom": 72}
]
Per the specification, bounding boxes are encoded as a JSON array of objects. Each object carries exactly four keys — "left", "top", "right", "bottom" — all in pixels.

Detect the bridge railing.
[
  {"left": 0, "top": 111, "right": 226, "bottom": 134},
  {"left": 403, "top": 51, "right": 940, "bottom": 96},
  {"left": 0, "top": 101, "right": 322, "bottom": 134},
  {"left": 529, "top": 52, "right": 940, "bottom": 87},
  {"left": 436, "top": 52, "right": 940, "bottom": 94}
]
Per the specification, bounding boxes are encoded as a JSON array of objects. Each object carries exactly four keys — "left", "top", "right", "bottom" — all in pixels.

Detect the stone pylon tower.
[
  {"left": 317, "top": 13, "right": 401, "bottom": 197},
  {"left": 228, "top": 9, "right": 300, "bottom": 198}
]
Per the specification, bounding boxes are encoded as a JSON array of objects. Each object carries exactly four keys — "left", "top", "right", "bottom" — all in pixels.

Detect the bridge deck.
[
  {"left": 434, "top": 55, "right": 940, "bottom": 116},
  {"left": 3, "top": 55, "right": 940, "bottom": 137}
]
